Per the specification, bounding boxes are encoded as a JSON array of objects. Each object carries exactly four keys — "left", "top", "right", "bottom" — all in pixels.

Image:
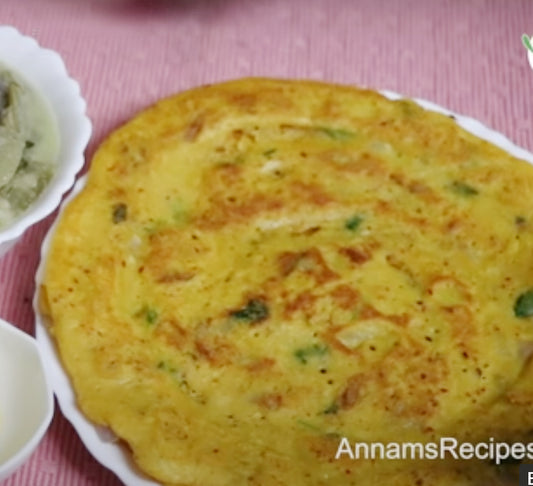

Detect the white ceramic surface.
[
  {"left": 33, "top": 92, "right": 533, "bottom": 486},
  {"left": 0, "top": 25, "right": 92, "bottom": 257},
  {"left": 0, "top": 318, "right": 54, "bottom": 481}
]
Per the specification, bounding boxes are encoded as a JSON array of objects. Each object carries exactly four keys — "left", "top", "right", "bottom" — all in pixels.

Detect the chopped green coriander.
[
  {"left": 135, "top": 305, "right": 159, "bottom": 325},
  {"left": 345, "top": 214, "right": 363, "bottom": 231},
  {"left": 171, "top": 200, "right": 188, "bottom": 225},
  {"left": 514, "top": 290, "right": 533, "bottom": 318},
  {"left": 294, "top": 343, "right": 328, "bottom": 364},
  {"left": 145, "top": 308, "right": 158, "bottom": 324},
  {"left": 230, "top": 299, "right": 269, "bottom": 323},
  {"left": 450, "top": 181, "right": 479, "bottom": 196},
  {"left": 156, "top": 360, "right": 177, "bottom": 373}
]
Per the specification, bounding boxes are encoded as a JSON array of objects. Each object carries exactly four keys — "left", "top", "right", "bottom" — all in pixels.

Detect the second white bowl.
[{"left": 0, "top": 317, "right": 54, "bottom": 481}]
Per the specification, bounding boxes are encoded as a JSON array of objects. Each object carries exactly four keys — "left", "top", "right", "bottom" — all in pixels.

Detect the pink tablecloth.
[{"left": 1, "top": 0, "right": 533, "bottom": 484}]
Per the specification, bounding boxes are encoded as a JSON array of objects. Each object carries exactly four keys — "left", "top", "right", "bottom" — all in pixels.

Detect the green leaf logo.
[{"left": 523, "top": 34, "right": 533, "bottom": 53}]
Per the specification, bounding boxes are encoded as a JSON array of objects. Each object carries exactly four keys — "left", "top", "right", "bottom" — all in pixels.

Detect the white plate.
[{"left": 32, "top": 91, "right": 533, "bottom": 486}]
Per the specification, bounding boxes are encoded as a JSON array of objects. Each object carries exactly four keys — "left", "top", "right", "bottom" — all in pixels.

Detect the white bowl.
[
  {"left": 0, "top": 25, "right": 92, "bottom": 257},
  {"left": 0, "top": 317, "right": 54, "bottom": 481}
]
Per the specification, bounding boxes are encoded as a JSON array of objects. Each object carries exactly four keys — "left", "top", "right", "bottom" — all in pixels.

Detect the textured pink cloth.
[{"left": 1, "top": 0, "right": 533, "bottom": 484}]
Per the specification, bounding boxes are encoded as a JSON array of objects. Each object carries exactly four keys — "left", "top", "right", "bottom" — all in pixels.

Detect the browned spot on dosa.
[
  {"left": 339, "top": 247, "right": 370, "bottom": 265},
  {"left": 144, "top": 228, "right": 207, "bottom": 280},
  {"left": 155, "top": 319, "right": 189, "bottom": 350},
  {"left": 441, "top": 305, "right": 475, "bottom": 342},
  {"left": 321, "top": 151, "right": 386, "bottom": 177},
  {"left": 183, "top": 115, "right": 205, "bottom": 142},
  {"left": 254, "top": 393, "right": 283, "bottom": 410},
  {"left": 290, "top": 181, "right": 333, "bottom": 206},
  {"left": 380, "top": 344, "right": 449, "bottom": 419},
  {"left": 339, "top": 375, "right": 363, "bottom": 410},
  {"left": 157, "top": 272, "right": 195, "bottom": 283},
  {"left": 245, "top": 358, "right": 276, "bottom": 373},
  {"left": 427, "top": 275, "right": 472, "bottom": 302},
  {"left": 195, "top": 337, "right": 237, "bottom": 366},
  {"left": 284, "top": 284, "right": 358, "bottom": 320},
  {"left": 229, "top": 93, "right": 258, "bottom": 111},
  {"left": 330, "top": 284, "right": 359, "bottom": 310},
  {"left": 308, "top": 435, "right": 343, "bottom": 461},
  {"left": 358, "top": 305, "right": 409, "bottom": 327},
  {"left": 198, "top": 194, "right": 284, "bottom": 230},
  {"left": 389, "top": 172, "right": 441, "bottom": 203},
  {"left": 278, "top": 251, "right": 303, "bottom": 276},
  {"left": 211, "top": 162, "right": 244, "bottom": 186},
  {"left": 284, "top": 290, "right": 317, "bottom": 318},
  {"left": 278, "top": 248, "right": 338, "bottom": 284}
]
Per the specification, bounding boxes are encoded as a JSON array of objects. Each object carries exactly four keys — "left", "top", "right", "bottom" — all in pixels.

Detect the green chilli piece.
[
  {"left": 157, "top": 360, "right": 178, "bottom": 373},
  {"left": 398, "top": 100, "right": 417, "bottom": 116},
  {"left": 294, "top": 343, "right": 328, "bottom": 364},
  {"left": 316, "top": 126, "right": 355, "bottom": 141},
  {"left": 156, "top": 360, "right": 187, "bottom": 385},
  {"left": 230, "top": 299, "right": 269, "bottom": 323},
  {"left": 136, "top": 305, "right": 158, "bottom": 324},
  {"left": 145, "top": 308, "right": 158, "bottom": 324},
  {"left": 514, "top": 290, "right": 533, "bottom": 318},
  {"left": 296, "top": 420, "right": 322, "bottom": 433},
  {"left": 171, "top": 200, "right": 188, "bottom": 225},
  {"left": 450, "top": 181, "right": 479, "bottom": 197},
  {"left": 112, "top": 202, "right": 127, "bottom": 223},
  {"left": 516, "top": 216, "right": 527, "bottom": 226},
  {"left": 345, "top": 214, "right": 363, "bottom": 231},
  {"left": 263, "top": 148, "right": 277, "bottom": 158},
  {"left": 322, "top": 401, "right": 339, "bottom": 415}
]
